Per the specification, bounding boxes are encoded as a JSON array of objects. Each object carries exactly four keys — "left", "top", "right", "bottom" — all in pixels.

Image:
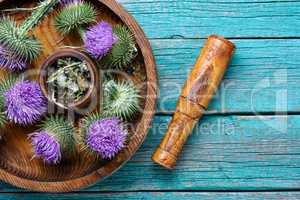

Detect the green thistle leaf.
[
  {"left": 103, "top": 80, "right": 140, "bottom": 120},
  {"left": 0, "top": 18, "right": 41, "bottom": 61},
  {"left": 41, "top": 115, "right": 76, "bottom": 154},
  {"left": 102, "top": 25, "right": 137, "bottom": 69},
  {"left": 55, "top": 2, "right": 97, "bottom": 36}
]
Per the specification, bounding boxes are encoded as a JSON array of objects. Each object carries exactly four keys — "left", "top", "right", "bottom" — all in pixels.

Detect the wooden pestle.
[{"left": 152, "top": 35, "right": 235, "bottom": 169}]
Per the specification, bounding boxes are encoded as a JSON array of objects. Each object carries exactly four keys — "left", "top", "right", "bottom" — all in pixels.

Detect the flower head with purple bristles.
[
  {"left": 85, "top": 117, "right": 127, "bottom": 159},
  {"left": 0, "top": 46, "right": 27, "bottom": 71},
  {"left": 29, "top": 116, "right": 75, "bottom": 165},
  {"left": 4, "top": 81, "right": 47, "bottom": 125},
  {"left": 29, "top": 131, "right": 61, "bottom": 164},
  {"left": 60, "top": 0, "right": 82, "bottom": 7},
  {"left": 84, "top": 22, "right": 118, "bottom": 60}
]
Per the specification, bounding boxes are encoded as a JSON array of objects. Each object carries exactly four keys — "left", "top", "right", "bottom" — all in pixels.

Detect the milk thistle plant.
[
  {"left": 79, "top": 112, "right": 127, "bottom": 159},
  {"left": 102, "top": 25, "right": 137, "bottom": 69},
  {"left": 0, "top": 75, "right": 47, "bottom": 125},
  {"left": 55, "top": 1, "right": 136, "bottom": 68},
  {"left": 55, "top": 2, "right": 117, "bottom": 60},
  {"left": 0, "top": 0, "right": 59, "bottom": 70},
  {"left": 103, "top": 79, "right": 140, "bottom": 120},
  {"left": 29, "top": 115, "right": 76, "bottom": 164},
  {"left": 55, "top": 0, "right": 97, "bottom": 35},
  {"left": 84, "top": 22, "right": 118, "bottom": 60}
]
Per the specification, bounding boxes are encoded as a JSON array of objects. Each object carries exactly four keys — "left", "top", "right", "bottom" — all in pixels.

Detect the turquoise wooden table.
[{"left": 1, "top": 0, "right": 300, "bottom": 199}]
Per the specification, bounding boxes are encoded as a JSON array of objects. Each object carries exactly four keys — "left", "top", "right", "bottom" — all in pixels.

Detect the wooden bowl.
[
  {"left": 39, "top": 48, "right": 100, "bottom": 112},
  {"left": 0, "top": 0, "right": 157, "bottom": 192}
]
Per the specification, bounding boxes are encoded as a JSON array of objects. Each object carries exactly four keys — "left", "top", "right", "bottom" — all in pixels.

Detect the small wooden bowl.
[
  {"left": 0, "top": 0, "right": 157, "bottom": 193},
  {"left": 39, "top": 48, "right": 100, "bottom": 112}
]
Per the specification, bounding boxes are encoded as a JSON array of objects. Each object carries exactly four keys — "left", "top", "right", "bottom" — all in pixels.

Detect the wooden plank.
[
  {"left": 118, "top": 0, "right": 300, "bottom": 38},
  {"left": 0, "top": 192, "right": 300, "bottom": 199},
  {"left": 91, "top": 115, "right": 300, "bottom": 191},
  {"left": 152, "top": 38, "right": 300, "bottom": 113},
  {"left": 1, "top": 114, "right": 300, "bottom": 191}
]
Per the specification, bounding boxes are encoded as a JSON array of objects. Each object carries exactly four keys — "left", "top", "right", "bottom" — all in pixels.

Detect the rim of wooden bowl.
[
  {"left": 39, "top": 48, "right": 99, "bottom": 110},
  {"left": 0, "top": 0, "right": 158, "bottom": 192}
]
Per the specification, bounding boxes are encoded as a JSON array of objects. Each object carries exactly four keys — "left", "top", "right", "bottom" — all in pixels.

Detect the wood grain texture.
[
  {"left": 153, "top": 38, "right": 300, "bottom": 113},
  {"left": 89, "top": 114, "right": 300, "bottom": 191},
  {"left": 0, "top": 192, "right": 300, "bottom": 199},
  {"left": 0, "top": 0, "right": 299, "bottom": 197},
  {"left": 2, "top": 114, "right": 299, "bottom": 192},
  {"left": 117, "top": 0, "right": 300, "bottom": 39},
  {"left": 0, "top": 0, "right": 157, "bottom": 192}
]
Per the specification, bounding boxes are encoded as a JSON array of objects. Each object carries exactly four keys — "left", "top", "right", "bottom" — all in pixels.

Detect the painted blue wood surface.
[
  {"left": 1, "top": 115, "right": 300, "bottom": 192},
  {"left": 0, "top": 192, "right": 299, "bottom": 199},
  {"left": 1, "top": 0, "right": 300, "bottom": 198},
  {"left": 118, "top": 0, "right": 300, "bottom": 38},
  {"left": 153, "top": 38, "right": 300, "bottom": 113}
]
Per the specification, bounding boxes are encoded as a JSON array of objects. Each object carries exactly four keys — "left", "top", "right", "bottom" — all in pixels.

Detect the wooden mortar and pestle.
[{"left": 152, "top": 35, "right": 235, "bottom": 169}]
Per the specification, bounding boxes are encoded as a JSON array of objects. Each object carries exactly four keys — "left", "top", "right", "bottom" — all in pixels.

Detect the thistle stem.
[
  {"left": 1, "top": 5, "right": 43, "bottom": 12},
  {"left": 18, "top": 0, "right": 59, "bottom": 36}
]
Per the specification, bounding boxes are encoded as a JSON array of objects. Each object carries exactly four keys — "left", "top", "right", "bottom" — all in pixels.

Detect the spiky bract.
[
  {"left": 0, "top": 0, "right": 58, "bottom": 62},
  {"left": 0, "top": 112, "right": 6, "bottom": 128},
  {"left": 0, "top": 75, "right": 17, "bottom": 128},
  {"left": 0, "top": 46, "right": 27, "bottom": 71},
  {"left": 79, "top": 112, "right": 104, "bottom": 140},
  {"left": 39, "top": 115, "right": 76, "bottom": 156},
  {"left": 0, "top": 74, "right": 18, "bottom": 106},
  {"left": 0, "top": 100, "right": 6, "bottom": 128},
  {"left": 103, "top": 80, "right": 140, "bottom": 120},
  {"left": 0, "top": 18, "right": 41, "bottom": 62},
  {"left": 55, "top": 1, "right": 96, "bottom": 35},
  {"left": 102, "top": 25, "right": 137, "bottom": 69}
]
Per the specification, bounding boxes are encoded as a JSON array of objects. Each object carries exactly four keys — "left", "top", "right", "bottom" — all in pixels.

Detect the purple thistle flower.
[
  {"left": 4, "top": 81, "right": 47, "bottom": 125},
  {"left": 29, "top": 131, "right": 61, "bottom": 164},
  {"left": 86, "top": 118, "right": 126, "bottom": 159},
  {"left": 0, "top": 46, "right": 27, "bottom": 71},
  {"left": 60, "top": 0, "right": 82, "bottom": 6},
  {"left": 84, "top": 22, "right": 118, "bottom": 60}
]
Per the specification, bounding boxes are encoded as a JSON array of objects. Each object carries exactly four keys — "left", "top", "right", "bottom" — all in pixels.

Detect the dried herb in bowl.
[{"left": 46, "top": 57, "right": 92, "bottom": 106}]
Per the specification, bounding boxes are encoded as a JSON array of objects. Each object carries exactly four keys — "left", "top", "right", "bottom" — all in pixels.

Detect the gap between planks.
[
  {"left": 2, "top": 189, "right": 300, "bottom": 194},
  {"left": 149, "top": 36, "right": 300, "bottom": 40},
  {"left": 155, "top": 111, "right": 300, "bottom": 117}
]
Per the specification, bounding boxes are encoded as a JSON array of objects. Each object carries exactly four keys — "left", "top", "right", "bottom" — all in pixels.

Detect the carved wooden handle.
[{"left": 152, "top": 35, "right": 235, "bottom": 169}]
